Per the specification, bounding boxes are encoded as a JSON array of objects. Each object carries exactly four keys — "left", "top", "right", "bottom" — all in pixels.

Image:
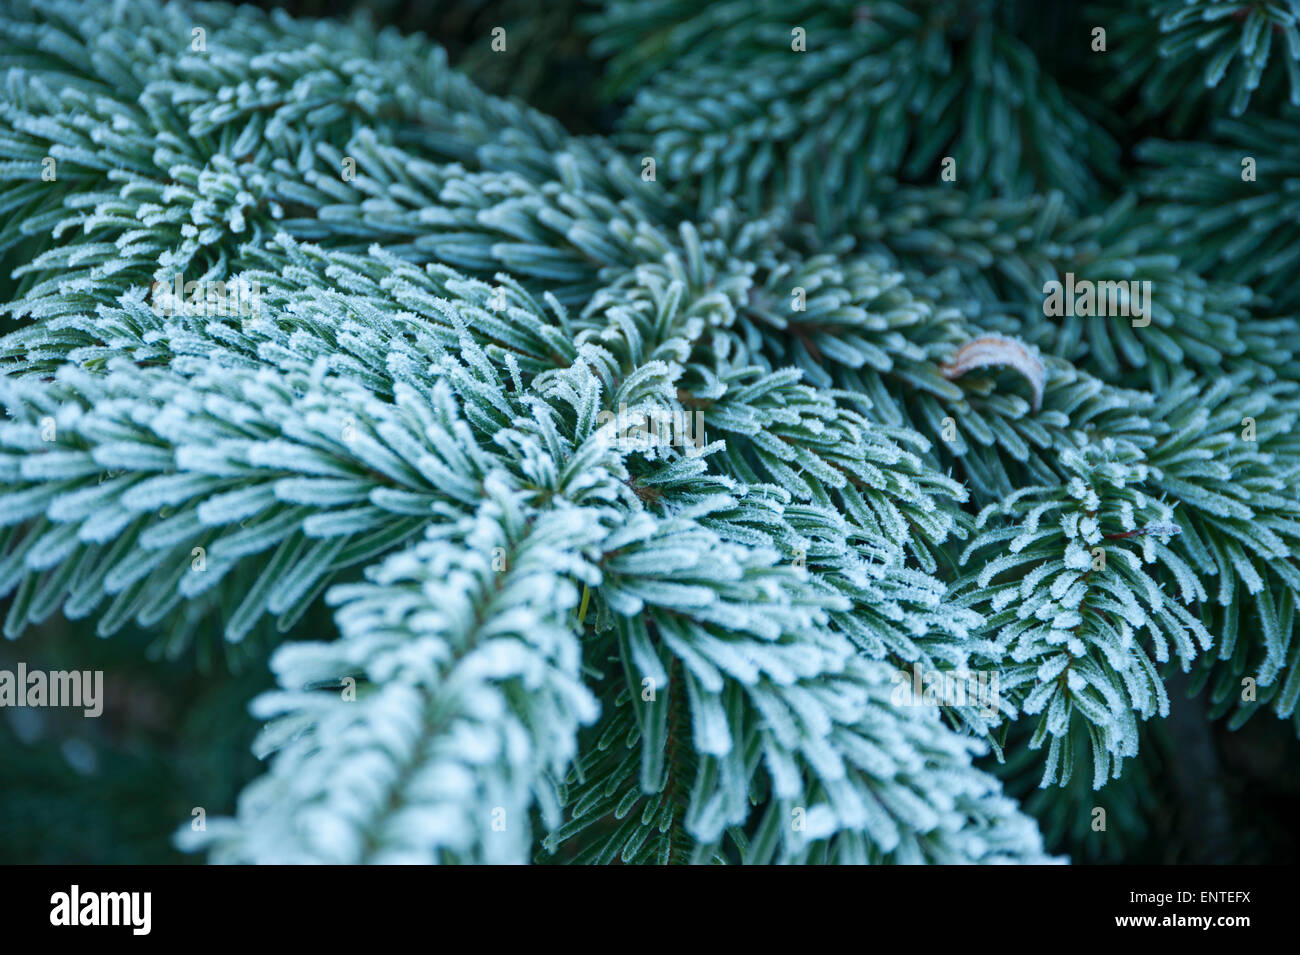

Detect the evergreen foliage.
[
  {"left": 1, "top": 0, "right": 1297, "bottom": 864},
  {"left": 1092, "top": 0, "right": 1300, "bottom": 129}
]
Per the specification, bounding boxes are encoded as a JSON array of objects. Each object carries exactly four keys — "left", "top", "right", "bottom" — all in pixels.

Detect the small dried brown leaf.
[{"left": 939, "top": 335, "right": 1045, "bottom": 413}]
